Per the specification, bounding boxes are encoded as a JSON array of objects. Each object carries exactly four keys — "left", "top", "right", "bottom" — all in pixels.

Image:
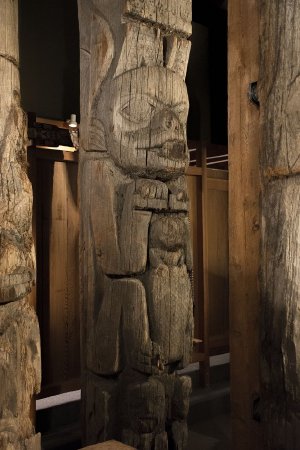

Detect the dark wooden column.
[{"left": 228, "top": 1, "right": 262, "bottom": 449}]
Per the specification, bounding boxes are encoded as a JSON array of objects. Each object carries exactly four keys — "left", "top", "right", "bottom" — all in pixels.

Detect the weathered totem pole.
[
  {"left": 260, "top": 1, "right": 300, "bottom": 448},
  {"left": 0, "top": 1, "right": 41, "bottom": 449},
  {"left": 78, "top": 1, "right": 193, "bottom": 448}
]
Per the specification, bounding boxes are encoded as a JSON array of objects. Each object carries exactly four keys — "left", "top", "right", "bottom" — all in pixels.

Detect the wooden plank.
[
  {"left": 186, "top": 175, "right": 203, "bottom": 349},
  {"left": 65, "top": 163, "right": 80, "bottom": 385},
  {"left": 207, "top": 187, "right": 229, "bottom": 340},
  {"left": 35, "top": 158, "right": 80, "bottom": 395},
  {"left": 207, "top": 178, "right": 228, "bottom": 191},
  {"left": 201, "top": 147, "right": 210, "bottom": 386},
  {"left": 187, "top": 167, "right": 229, "bottom": 366},
  {"left": 186, "top": 166, "right": 203, "bottom": 176},
  {"left": 31, "top": 148, "right": 78, "bottom": 163},
  {"left": 186, "top": 165, "right": 228, "bottom": 180},
  {"left": 49, "top": 162, "right": 68, "bottom": 383},
  {"left": 36, "top": 117, "right": 69, "bottom": 129},
  {"left": 228, "top": 0, "right": 261, "bottom": 449}
]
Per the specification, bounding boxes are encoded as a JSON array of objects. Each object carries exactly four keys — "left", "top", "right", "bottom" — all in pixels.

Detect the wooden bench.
[{"left": 80, "top": 440, "right": 135, "bottom": 449}]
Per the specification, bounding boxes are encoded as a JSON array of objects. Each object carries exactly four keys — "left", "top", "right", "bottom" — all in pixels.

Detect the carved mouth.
[
  {"left": 145, "top": 141, "right": 187, "bottom": 161},
  {"left": 159, "top": 141, "right": 187, "bottom": 160}
]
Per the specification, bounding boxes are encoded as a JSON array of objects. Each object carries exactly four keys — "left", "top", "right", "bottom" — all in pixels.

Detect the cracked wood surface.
[
  {"left": 260, "top": 1, "right": 300, "bottom": 448},
  {"left": 79, "top": 0, "right": 193, "bottom": 448},
  {"left": 0, "top": 0, "right": 41, "bottom": 448}
]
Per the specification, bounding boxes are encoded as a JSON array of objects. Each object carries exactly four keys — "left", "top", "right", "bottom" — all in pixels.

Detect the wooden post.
[
  {"left": 201, "top": 146, "right": 210, "bottom": 386},
  {"left": 260, "top": 1, "right": 300, "bottom": 448},
  {"left": 228, "top": 1, "right": 262, "bottom": 449},
  {"left": 0, "top": 0, "right": 41, "bottom": 448},
  {"left": 78, "top": 0, "right": 193, "bottom": 448}
]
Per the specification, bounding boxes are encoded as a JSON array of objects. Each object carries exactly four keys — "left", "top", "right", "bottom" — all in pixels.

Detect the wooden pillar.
[
  {"left": 228, "top": 1, "right": 262, "bottom": 449},
  {"left": 78, "top": 0, "right": 193, "bottom": 448},
  {"left": 0, "top": 0, "right": 41, "bottom": 448},
  {"left": 260, "top": 1, "right": 300, "bottom": 448}
]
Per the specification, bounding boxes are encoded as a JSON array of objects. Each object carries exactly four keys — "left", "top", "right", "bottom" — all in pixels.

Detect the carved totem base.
[{"left": 85, "top": 371, "right": 191, "bottom": 449}]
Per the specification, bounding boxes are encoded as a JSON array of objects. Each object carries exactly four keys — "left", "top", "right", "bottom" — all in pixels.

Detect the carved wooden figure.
[
  {"left": 79, "top": 1, "right": 193, "bottom": 448},
  {"left": 0, "top": 0, "right": 41, "bottom": 448}
]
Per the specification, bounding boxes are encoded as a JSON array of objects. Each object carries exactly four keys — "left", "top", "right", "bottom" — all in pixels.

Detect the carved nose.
[{"left": 162, "top": 111, "right": 180, "bottom": 131}]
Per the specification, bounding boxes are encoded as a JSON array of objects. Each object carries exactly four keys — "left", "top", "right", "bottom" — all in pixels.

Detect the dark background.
[{"left": 19, "top": 0, "right": 227, "bottom": 145}]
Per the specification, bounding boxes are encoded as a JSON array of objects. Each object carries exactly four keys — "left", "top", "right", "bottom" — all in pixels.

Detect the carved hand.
[
  {"left": 134, "top": 341, "right": 166, "bottom": 375},
  {"left": 132, "top": 179, "right": 168, "bottom": 211},
  {"left": 167, "top": 176, "right": 189, "bottom": 211}
]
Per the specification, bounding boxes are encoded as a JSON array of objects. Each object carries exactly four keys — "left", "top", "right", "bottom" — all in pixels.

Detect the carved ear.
[
  {"left": 114, "top": 22, "right": 191, "bottom": 80},
  {"left": 114, "top": 22, "right": 164, "bottom": 77},
  {"left": 88, "top": 14, "right": 114, "bottom": 152},
  {"left": 88, "top": 117, "right": 107, "bottom": 152},
  {"left": 165, "top": 35, "right": 191, "bottom": 80},
  {"left": 90, "top": 14, "right": 114, "bottom": 99}
]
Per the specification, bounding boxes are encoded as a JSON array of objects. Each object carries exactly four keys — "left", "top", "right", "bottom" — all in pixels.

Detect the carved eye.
[
  {"left": 119, "top": 96, "right": 156, "bottom": 124},
  {"left": 174, "top": 102, "right": 188, "bottom": 121}
]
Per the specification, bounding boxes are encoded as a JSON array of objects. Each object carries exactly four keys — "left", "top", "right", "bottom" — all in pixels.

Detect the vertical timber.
[
  {"left": 228, "top": 1, "right": 262, "bottom": 449},
  {"left": 0, "top": 0, "right": 41, "bottom": 449},
  {"left": 260, "top": 1, "right": 300, "bottom": 448},
  {"left": 78, "top": 1, "right": 193, "bottom": 448}
]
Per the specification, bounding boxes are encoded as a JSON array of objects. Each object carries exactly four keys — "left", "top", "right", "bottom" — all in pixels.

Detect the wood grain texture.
[
  {"left": 186, "top": 175, "right": 203, "bottom": 346},
  {"left": 0, "top": 0, "right": 41, "bottom": 447},
  {"left": 186, "top": 169, "right": 229, "bottom": 361},
  {"left": 34, "top": 158, "right": 80, "bottom": 394},
  {"left": 207, "top": 186, "right": 228, "bottom": 340},
  {"left": 228, "top": 0, "right": 262, "bottom": 449},
  {"left": 0, "top": 300, "right": 41, "bottom": 449},
  {"left": 124, "top": 0, "right": 192, "bottom": 37},
  {"left": 79, "top": 1, "right": 193, "bottom": 448},
  {"left": 260, "top": 1, "right": 300, "bottom": 448}
]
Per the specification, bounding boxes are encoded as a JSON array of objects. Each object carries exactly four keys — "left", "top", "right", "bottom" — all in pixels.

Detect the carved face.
[
  {"left": 105, "top": 66, "right": 189, "bottom": 179},
  {"left": 124, "top": 379, "right": 165, "bottom": 434},
  {"left": 0, "top": 103, "right": 35, "bottom": 303}
]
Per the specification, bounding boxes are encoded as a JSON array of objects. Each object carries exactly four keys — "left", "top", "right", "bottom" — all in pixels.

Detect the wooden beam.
[
  {"left": 201, "top": 146, "right": 210, "bottom": 386},
  {"left": 228, "top": 0, "right": 262, "bottom": 449}
]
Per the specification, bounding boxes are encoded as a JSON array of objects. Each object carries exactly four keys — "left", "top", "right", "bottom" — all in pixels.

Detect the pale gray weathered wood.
[
  {"left": 79, "top": 0, "right": 193, "bottom": 448},
  {"left": 260, "top": 1, "right": 300, "bottom": 448},
  {"left": 0, "top": 0, "right": 41, "bottom": 447}
]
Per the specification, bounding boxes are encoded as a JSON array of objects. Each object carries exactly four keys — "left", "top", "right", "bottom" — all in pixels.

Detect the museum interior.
[{"left": 17, "top": 1, "right": 229, "bottom": 449}]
